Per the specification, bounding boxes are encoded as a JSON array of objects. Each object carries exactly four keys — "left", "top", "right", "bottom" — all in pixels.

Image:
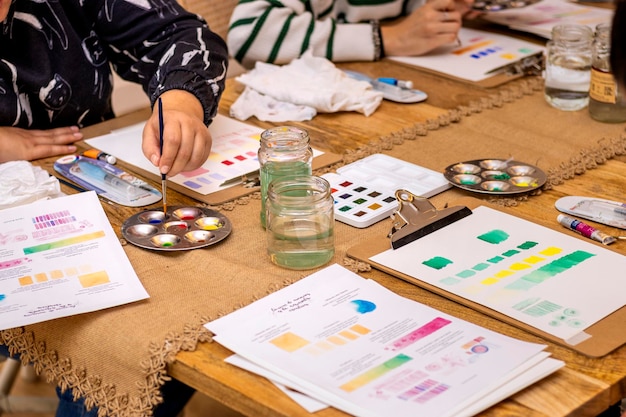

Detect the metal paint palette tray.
[
  {"left": 443, "top": 159, "right": 546, "bottom": 195},
  {"left": 472, "top": 0, "right": 541, "bottom": 11},
  {"left": 122, "top": 206, "right": 232, "bottom": 251}
]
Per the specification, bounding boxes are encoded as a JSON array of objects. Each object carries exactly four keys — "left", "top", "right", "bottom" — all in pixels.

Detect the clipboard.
[
  {"left": 126, "top": 151, "right": 342, "bottom": 206},
  {"left": 386, "top": 27, "right": 545, "bottom": 88},
  {"left": 390, "top": 52, "right": 544, "bottom": 88},
  {"left": 346, "top": 194, "right": 626, "bottom": 357}
]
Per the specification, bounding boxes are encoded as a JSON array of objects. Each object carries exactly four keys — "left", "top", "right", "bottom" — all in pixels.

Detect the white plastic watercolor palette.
[
  {"left": 321, "top": 154, "right": 451, "bottom": 228},
  {"left": 121, "top": 206, "right": 232, "bottom": 251},
  {"left": 54, "top": 155, "right": 162, "bottom": 207}
]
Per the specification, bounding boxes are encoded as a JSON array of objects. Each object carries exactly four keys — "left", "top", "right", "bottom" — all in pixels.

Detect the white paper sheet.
[
  {"left": 205, "top": 264, "right": 561, "bottom": 417},
  {"left": 481, "top": 0, "right": 613, "bottom": 39},
  {"left": 388, "top": 27, "right": 544, "bottom": 82},
  {"left": 371, "top": 206, "right": 626, "bottom": 342},
  {"left": 225, "top": 354, "right": 329, "bottom": 413},
  {"left": 0, "top": 192, "right": 149, "bottom": 330}
]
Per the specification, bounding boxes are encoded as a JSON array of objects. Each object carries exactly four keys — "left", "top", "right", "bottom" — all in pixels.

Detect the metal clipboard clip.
[
  {"left": 388, "top": 190, "right": 473, "bottom": 249},
  {"left": 486, "top": 52, "right": 545, "bottom": 77}
]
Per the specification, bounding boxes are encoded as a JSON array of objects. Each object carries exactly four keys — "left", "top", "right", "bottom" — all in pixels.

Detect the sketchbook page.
[
  {"left": 0, "top": 191, "right": 149, "bottom": 330},
  {"left": 85, "top": 115, "right": 325, "bottom": 196},
  {"left": 370, "top": 206, "right": 626, "bottom": 345},
  {"left": 480, "top": 0, "right": 613, "bottom": 39},
  {"left": 205, "top": 264, "right": 554, "bottom": 417},
  {"left": 387, "top": 27, "right": 544, "bottom": 82}
]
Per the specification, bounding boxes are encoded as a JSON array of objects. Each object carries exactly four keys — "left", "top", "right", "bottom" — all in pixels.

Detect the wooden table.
[
  {"left": 161, "top": 61, "right": 626, "bottom": 417},
  {"left": 46, "top": 51, "right": 626, "bottom": 416}
]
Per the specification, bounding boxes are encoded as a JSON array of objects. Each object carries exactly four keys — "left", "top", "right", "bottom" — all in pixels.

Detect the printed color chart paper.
[
  {"left": 370, "top": 206, "right": 626, "bottom": 343},
  {"left": 86, "top": 115, "right": 265, "bottom": 196},
  {"left": 0, "top": 192, "right": 149, "bottom": 330},
  {"left": 206, "top": 264, "right": 562, "bottom": 417},
  {"left": 389, "top": 27, "right": 544, "bottom": 82}
]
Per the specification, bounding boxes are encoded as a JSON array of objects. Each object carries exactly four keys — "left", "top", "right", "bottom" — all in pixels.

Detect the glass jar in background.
[
  {"left": 266, "top": 175, "right": 335, "bottom": 270},
  {"left": 588, "top": 23, "right": 626, "bottom": 123},
  {"left": 258, "top": 126, "right": 313, "bottom": 228},
  {"left": 544, "top": 24, "right": 593, "bottom": 111}
]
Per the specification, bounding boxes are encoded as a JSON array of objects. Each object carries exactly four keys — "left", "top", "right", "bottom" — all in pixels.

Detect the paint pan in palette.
[
  {"left": 321, "top": 154, "right": 451, "bottom": 228},
  {"left": 122, "top": 206, "right": 231, "bottom": 251}
]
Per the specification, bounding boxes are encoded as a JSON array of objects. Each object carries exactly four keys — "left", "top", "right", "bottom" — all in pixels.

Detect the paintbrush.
[{"left": 158, "top": 97, "right": 167, "bottom": 215}]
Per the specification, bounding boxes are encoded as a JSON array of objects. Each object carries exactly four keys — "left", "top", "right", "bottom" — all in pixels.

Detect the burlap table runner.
[{"left": 2, "top": 77, "right": 625, "bottom": 416}]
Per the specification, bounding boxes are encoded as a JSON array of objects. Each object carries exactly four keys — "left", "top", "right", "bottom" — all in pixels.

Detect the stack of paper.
[
  {"left": 205, "top": 264, "right": 563, "bottom": 417},
  {"left": 480, "top": 0, "right": 613, "bottom": 38}
]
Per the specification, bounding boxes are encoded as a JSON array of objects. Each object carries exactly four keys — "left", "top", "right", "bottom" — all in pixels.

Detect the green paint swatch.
[
  {"left": 477, "top": 229, "right": 509, "bottom": 244},
  {"left": 423, "top": 256, "right": 453, "bottom": 270},
  {"left": 518, "top": 241, "right": 538, "bottom": 250},
  {"left": 502, "top": 249, "right": 520, "bottom": 257},
  {"left": 441, "top": 277, "right": 461, "bottom": 285},
  {"left": 472, "top": 263, "right": 490, "bottom": 271},
  {"left": 457, "top": 270, "right": 475, "bottom": 278},
  {"left": 487, "top": 256, "right": 504, "bottom": 264}
]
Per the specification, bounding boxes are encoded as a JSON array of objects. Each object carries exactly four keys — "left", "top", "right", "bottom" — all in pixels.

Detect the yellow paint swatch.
[
  {"left": 509, "top": 263, "right": 531, "bottom": 271},
  {"left": 524, "top": 255, "right": 545, "bottom": 264},
  {"left": 350, "top": 324, "right": 371, "bottom": 335},
  {"left": 540, "top": 246, "right": 563, "bottom": 256},
  {"left": 50, "top": 270, "right": 64, "bottom": 279},
  {"left": 327, "top": 335, "right": 347, "bottom": 346},
  {"left": 270, "top": 332, "right": 310, "bottom": 352},
  {"left": 65, "top": 267, "right": 78, "bottom": 276},
  {"left": 78, "top": 271, "right": 110, "bottom": 288},
  {"left": 339, "top": 330, "right": 359, "bottom": 341},
  {"left": 315, "top": 341, "right": 334, "bottom": 351},
  {"left": 19, "top": 276, "right": 33, "bottom": 286},
  {"left": 494, "top": 270, "right": 514, "bottom": 279},
  {"left": 35, "top": 273, "right": 48, "bottom": 283},
  {"left": 481, "top": 277, "right": 500, "bottom": 285}
]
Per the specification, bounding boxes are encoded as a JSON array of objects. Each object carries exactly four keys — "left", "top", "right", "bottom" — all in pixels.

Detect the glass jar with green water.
[
  {"left": 266, "top": 175, "right": 334, "bottom": 270},
  {"left": 258, "top": 126, "right": 313, "bottom": 228}
]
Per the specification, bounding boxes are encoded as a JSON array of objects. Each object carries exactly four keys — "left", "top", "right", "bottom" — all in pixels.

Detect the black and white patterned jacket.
[{"left": 0, "top": 0, "right": 228, "bottom": 129}]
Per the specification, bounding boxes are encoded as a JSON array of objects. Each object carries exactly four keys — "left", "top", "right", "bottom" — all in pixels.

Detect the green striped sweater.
[{"left": 228, "top": 0, "right": 425, "bottom": 68}]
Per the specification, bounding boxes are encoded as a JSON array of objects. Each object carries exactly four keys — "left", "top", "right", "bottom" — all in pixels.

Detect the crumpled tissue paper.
[
  {"left": 230, "top": 51, "right": 384, "bottom": 122},
  {"left": 0, "top": 160, "right": 62, "bottom": 210}
]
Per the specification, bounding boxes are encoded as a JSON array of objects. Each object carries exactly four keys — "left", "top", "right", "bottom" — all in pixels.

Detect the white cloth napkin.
[
  {"left": 230, "top": 51, "right": 384, "bottom": 122},
  {"left": 0, "top": 160, "right": 62, "bottom": 210}
]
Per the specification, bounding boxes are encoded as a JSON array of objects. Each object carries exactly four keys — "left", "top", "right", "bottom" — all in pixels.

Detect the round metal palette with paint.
[
  {"left": 443, "top": 159, "right": 546, "bottom": 195},
  {"left": 472, "top": 0, "right": 541, "bottom": 12},
  {"left": 121, "top": 206, "right": 232, "bottom": 251}
]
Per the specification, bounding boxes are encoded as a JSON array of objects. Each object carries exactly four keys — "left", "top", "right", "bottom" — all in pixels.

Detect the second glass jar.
[{"left": 266, "top": 175, "right": 335, "bottom": 270}]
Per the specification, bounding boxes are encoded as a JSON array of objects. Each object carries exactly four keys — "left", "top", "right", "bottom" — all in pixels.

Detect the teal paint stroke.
[
  {"left": 422, "top": 256, "right": 453, "bottom": 270},
  {"left": 456, "top": 270, "right": 475, "bottom": 278},
  {"left": 518, "top": 241, "right": 538, "bottom": 250},
  {"left": 477, "top": 229, "right": 509, "bottom": 244},
  {"left": 487, "top": 256, "right": 504, "bottom": 264},
  {"left": 472, "top": 263, "right": 490, "bottom": 271}
]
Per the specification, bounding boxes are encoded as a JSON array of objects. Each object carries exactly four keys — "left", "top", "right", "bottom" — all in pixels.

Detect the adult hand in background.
[
  {"left": 143, "top": 89, "right": 212, "bottom": 178},
  {"left": 0, "top": 126, "right": 81, "bottom": 163},
  {"left": 381, "top": 0, "right": 475, "bottom": 56}
]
